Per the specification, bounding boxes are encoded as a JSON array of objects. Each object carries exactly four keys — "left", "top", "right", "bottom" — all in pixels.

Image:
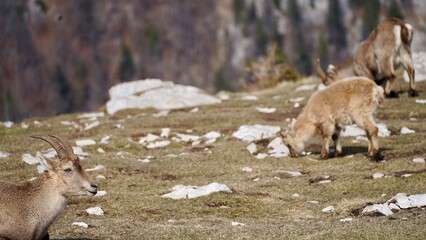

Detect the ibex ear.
[{"left": 36, "top": 152, "right": 54, "bottom": 172}]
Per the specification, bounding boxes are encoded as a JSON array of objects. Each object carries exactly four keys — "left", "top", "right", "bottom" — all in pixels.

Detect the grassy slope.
[{"left": 0, "top": 78, "right": 425, "bottom": 240}]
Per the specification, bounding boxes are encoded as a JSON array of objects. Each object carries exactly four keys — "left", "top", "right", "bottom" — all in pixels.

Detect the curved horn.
[
  {"left": 314, "top": 58, "right": 327, "bottom": 82},
  {"left": 31, "top": 135, "right": 68, "bottom": 160},
  {"left": 48, "top": 135, "right": 75, "bottom": 157}
]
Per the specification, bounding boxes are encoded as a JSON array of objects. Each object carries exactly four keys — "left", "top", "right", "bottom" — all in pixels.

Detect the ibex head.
[{"left": 31, "top": 135, "right": 98, "bottom": 196}]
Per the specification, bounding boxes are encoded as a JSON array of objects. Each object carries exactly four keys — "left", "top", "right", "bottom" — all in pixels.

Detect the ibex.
[
  {"left": 282, "top": 77, "right": 384, "bottom": 160},
  {"left": 0, "top": 135, "right": 98, "bottom": 240},
  {"left": 315, "top": 18, "right": 417, "bottom": 98}
]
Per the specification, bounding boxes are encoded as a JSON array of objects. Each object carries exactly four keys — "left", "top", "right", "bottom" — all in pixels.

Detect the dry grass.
[{"left": 1, "top": 77, "right": 425, "bottom": 239}]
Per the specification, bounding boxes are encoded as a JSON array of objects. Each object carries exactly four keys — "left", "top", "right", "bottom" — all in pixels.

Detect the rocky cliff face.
[{"left": 1, "top": 0, "right": 425, "bottom": 121}]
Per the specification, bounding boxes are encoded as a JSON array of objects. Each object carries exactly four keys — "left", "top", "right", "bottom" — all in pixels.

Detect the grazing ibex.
[
  {"left": 282, "top": 77, "right": 384, "bottom": 160},
  {"left": 0, "top": 135, "right": 98, "bottom": 240},
  {"left": 315, "top": 18, "right": 417, "bottom": 98}
]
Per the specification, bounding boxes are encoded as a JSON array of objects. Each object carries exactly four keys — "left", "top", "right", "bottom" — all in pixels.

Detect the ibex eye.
[{"left": 64, "top": 168, "right": 72, "bottom": 173}]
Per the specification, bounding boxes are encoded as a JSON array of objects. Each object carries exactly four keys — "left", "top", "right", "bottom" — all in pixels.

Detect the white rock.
[
  {"left": 95, "top": 191, "right": 107, "bottom": 197},
  {"left": 76, "top": 139, "right": 96, "bottom": 147},
  {"left": 246, "top": 143, "right": 257, "bottom": 155},
  {"left": 241, "top": 167, "right": 253, "bottom": 172},
  {"left": 340, "top": 217, "right": 353, "bottom": 222},
  {"left": 342, "top": 123, "right": 390, "bottom": 138},
  {"left": 139, "top": 134, "right": 160, "bottom": 144},
  {"left": 86, "top": 207, "right": 104, "bottom": 215},
  {"left": 232, "top": 125, "right": 281, "bottom": 142},
  {"left": 138, "top": 158, "right": 151, "bottom": 163},
  {"left": 22, "top": 153, "right": 40, "bottom": 165},
  {"left": 307, "top": 200, "right": 320, "bottom": 204},
  {"left": 273, "top": 170, "right": 302, "bottom": 177},
  {"left": 84, "top": 121, "right": 100, "bottom": 130},
  {"left": 161, "top": 128, "right": 171, "bottom": 138},
  {"left": 295, "top": 84, "right": 317, "bottom": 92},
  {"left": 404, "top": 52, "right": 426, "bottom": 82},
  {"left": 100, "top": 136, "right": 111, "bottom": 144},
  {"left": 415, "top": 99, "right": 426, "bottom": 104},
  {"left": 153, "top": 110, "right": 170, "bottom": 117},
  {"left": 317, "top": 83, "right": 327, "bottom": 91},
  {"left": 293, "top": 103, "right": 300, "bottom": 108},
  {"left": 373, "top": 172, "right": 385, "bottom": 179},
  {"left": 273, "top": 95, "right": 282, "bottom": 100},
  {"left": 401, "top": 127, "right": 415, "bottom": 134},
  {"left": 37, "top": 164, "right": 47, "bottom": 174},
  {"left": 203, "top": 131, "right": 221, "bottom": 144},
  {"left": 413, "top": 157, "right": 425, "bottom": 163},
  {"left": 21, "top": 123, "right": 29, "bottom": 129},
  {"left": 241, "top": 95, "right": 258, "bottom": 101},
  {"left": 362, "top": 204, "right": 393, "bottom": 216},
  {"left": 322, "top": 206, "right": 335, "bottom": 213},
  {"left": 407, "top": 194, "right": 426, "bottom": 207},
  {"left": 86, "top": 165, "right": 105, "bottom": 172},
  {"left": 401, "top": 174, "right": 413, "bottom": 178},
  {"left": 318, "top": 180, "right": 332, "bottom": 184},
  {"left": 387, "top": 193, "right": 412, "bottom": 209},
  {"left": 256, "top": 107, "right": 277, "bottom": 113},
  {"left": 255, "top": 153, "right": 268, "bottom": 159},
  {"left": 146, "top": 140, "right": 171, "bottom": 149},
  {"left": 231, "top": 221, "right": 245, "bottom": 226},
  {"left": 289, "top": 97, "right": 305, "bottom": 103},
  {"left": 79, "top": 112, "right": 105, "bottom": 119},
  {"left": 252, "top": 177, "right": 260, "bottom": 182},
  {"left": 72, "top": 222, "right": 89, "bottom": 228},
  {"left": 388, "top": 203, "right": 400, "bottom": 211},
  {"left": 97, "top": 148, "right": 106, "bottom": 153},
  {"left": 267, "top": 137, "right": 289, "bottom": 157},
  {"left": 0, "top": 121, "right": 13, "bottom": 128},
  {"left": 0, "top": 151, "right": 10, "bottom": 158},
  {"left": 174, "top": 133, "right": 200, "bottom": 143},
  {"left": 190, "top": 107, "right": 199, "bottom": 113},
  {"left": 292, "top": 193, "right": 300, "bottom": 198},
  {"left": 106, "top": 79, "right": 221, "bottom": 115},
  {"left": 96, "top": 175, "right": 106, "bottom": 180},
  {"left": 161, "top": 182, "right": 232, "bottom": 199},
  {"left": 218, "top": 93, "right": 230, "bottom": 101}
]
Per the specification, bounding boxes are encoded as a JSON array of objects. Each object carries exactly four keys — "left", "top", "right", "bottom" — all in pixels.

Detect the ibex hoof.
[
  {"left": 386, "top": 91, "right": 399, "bottom": 98},
  {"left": 334, "top": 151, "right": 342, "bottom": 158},
  {"left": 368, "top": 152, "right": 384, "bottom": 162},
  {"left": 319, "top": 154, "right": 329, "bottom": 160},
  {"left": 409, "top": 89, "right": 419, "bottom": 97}
]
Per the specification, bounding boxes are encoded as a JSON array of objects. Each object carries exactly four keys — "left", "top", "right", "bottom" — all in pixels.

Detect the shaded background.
[{"left": 1, "top": 0, "right": 425, "bottom": 121}]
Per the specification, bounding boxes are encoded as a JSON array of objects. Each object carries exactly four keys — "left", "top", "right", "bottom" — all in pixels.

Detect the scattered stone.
[
  {"left": 317, "top": 180, "right": 332, "bottom": 184},
  {"left": 401, "top": 127, "right": 415, "bottom": 134},
  {"left": 21, "top": 123, "right": 29, "bottom": 129},
  {"left": 267, "top": 137, "right": 289, "bottom": 157},
  {"left": 95, "top": 191, "right": 107, "bottom": 197},
  {"left": 273, "top": 170, "right": 302, "bottom": 177},
  {"left": 86, "top": 165, "right": 105, "bottom": 172},
  {"left": 293, "top": 103, "right": 300, "bottom": 108},
  {"left": 84, "top": 121, "right": 100, "bottom": 130},
  {"left": 241, "top": 95, "right": 258, "bottom": 101},
  {"left": 256, "top": 107, "right": 277, "bottom": 113},
  {"left": 190, "top": 107, "right": 199, "bottom": 113},
  {"left": 139, "top": 134, "right": 160, "bottom": 144},
  {"left": 246, "top": 143, "right": 257, "bottom": 155},
  {"left": 322, "top": 206, "right": 335, "bottom": 213},
  {"left": 289, "top": 97, "right": 305, "bottom": 103},
  {"left": 161, "top": 182, "right": 232, "bottom": 199},
  {"left": 106, "top": 79, "right": 221, "bottom": 115},
  {"left": 72, "top": 222, "right": 89, "bottom": 228},
  {"left": 340, "top": 217, "right": 353, "bottom": 222},
  {"left": 415, "top": 99, "right": 426, "bottom": 104},
  {"left": 79, "top": 112, "right": 105, "bottom": 119},
  {"left": 138, "top": 158, "right": 151, "bottom": 163},
  {"left": 161, "top": 128, "right": 171, "bottom": 138},
  {"left": 241, "top": 167, "right": 253, "bottom": 172},
  {"left": 252, "top": 177, "right": 260, "bottom": 182},
  {"left": 232, "top": 125, "right": 281, "bottom": 142},
  {"left": 203, "top": 131, "right": 221, "bottom": 144},
  {"left": 174, "top": 133, "right": 200, "bottom": 143},
  {"left": 96, "top": 175, "right": 106, "bottom": 180},
  {"left": 22, "top": 153, "right": 40, "bottom": 165},
  {"left": 0, "top": 151, "right": 10, "bottom": 158},
  {"left": 86, "top": 207, "right": 104, "bottom": 216},
  {"left": 292, "top": 193, "right": 300, "bottom": 198},
  {"left": 295, "top": 84, "right": 317, "bottom": 92},
  {"left": 255, "top": 153, "right": 268, "bottom": 159},
  {"left": 76, "top": 139, "right": 96, "bottom": 147},
  {"left": 153, "top": 110, "right": 170, "bottom": 117},
  {"left": 100, "top": 136, "right": 111, "bottom": 144},
  {"left": 307, "top": 201, "right": 320, "bottom": 204},
  {"left": 362, "top": 204, "right": 393, "bottom": 216},
  {"left": 0, "top": 121, "right": 13, "bottom": 128},
  {"left": 413, "top": 157, "right": 425, "bottom": 163},
  {"left": 401, "top": 174, "right": 413, "bottom": 178},
  {"left": 146, "top": 140, "right": 171, "bottom": 149},
  {"left": 97, "top": 148, "right": 106, "bottom": 153},
  {"left": 373, "top": 172, "right": 385, "bottom": 179},
  {"left": 231, "top": 221, "right": 245, "bottom": 226}
]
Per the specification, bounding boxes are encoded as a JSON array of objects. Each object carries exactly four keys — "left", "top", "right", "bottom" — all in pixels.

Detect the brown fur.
[
  {"left": 315, "top": 18, "right": 417, "bottom": 97},
  {"left": 282, "top": 77, "right": 384, "bottom": 159},
  {"left": 0, "top": 136, "right": 97, "bottom": 240}
]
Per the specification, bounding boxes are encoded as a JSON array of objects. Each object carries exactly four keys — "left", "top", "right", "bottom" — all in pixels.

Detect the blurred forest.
[{"left": 1, "top": 0, "right": 426, "bottom": 121}]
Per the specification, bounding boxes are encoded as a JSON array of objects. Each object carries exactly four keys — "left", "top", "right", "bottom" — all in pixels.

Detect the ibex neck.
[{"left": 28, "top": 174, "right": 68, "bottom": 239}]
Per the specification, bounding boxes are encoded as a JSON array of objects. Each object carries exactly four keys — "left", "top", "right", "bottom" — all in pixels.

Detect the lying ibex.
[
  {"left": 0, "top": 135, "right": 98, "bottom": 240},
  {"left": 282, "top": 77, "right": 384, "bottom": 160},
  {"left": 315, "top": 18, "right": 417, "bottom": 98}
]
